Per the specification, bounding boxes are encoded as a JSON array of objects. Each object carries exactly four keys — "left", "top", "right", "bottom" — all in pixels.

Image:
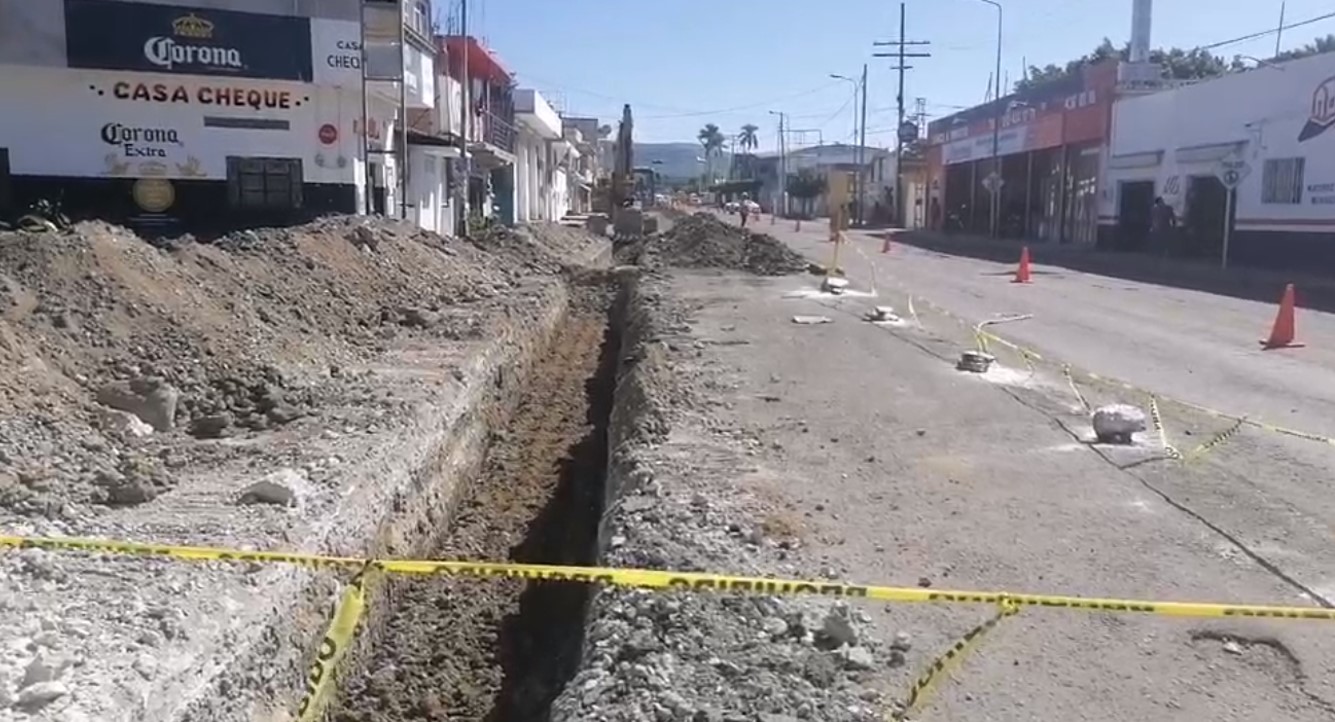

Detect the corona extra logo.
[
  {"left": 171, "top": 13, "right": 213, "bottom": 39},
  {"left": 143, "top": 12, "right": 242, "bottom": 71}
]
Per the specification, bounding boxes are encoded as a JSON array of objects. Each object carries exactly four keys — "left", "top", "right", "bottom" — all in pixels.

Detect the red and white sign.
[{"left": 318, "top": 123, "right": 338, "bottom": 145}]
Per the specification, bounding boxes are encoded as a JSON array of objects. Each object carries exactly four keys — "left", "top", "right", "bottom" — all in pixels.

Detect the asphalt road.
[
  {"left": 666, "top": 261, "right": 1335, "bottom": 721},
  {"left": 751, "top": 215, "right": 1335, "bottom": 438}
]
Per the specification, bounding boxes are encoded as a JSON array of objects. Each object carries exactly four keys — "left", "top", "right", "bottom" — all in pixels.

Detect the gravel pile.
[
  {"left": 654, "top": 213, "right": 807, "bottom": 275},
  {"left": 550, "top": 274, "right": 897, "bottom": 722}
]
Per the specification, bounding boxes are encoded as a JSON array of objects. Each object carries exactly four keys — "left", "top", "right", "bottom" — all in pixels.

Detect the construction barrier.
[
  {"left": 6, "top": 534, "right": 1335, "bottom": 620},
  {"left": 10, "top": 531, "right": 1335, "bottom": 721},
  {"left": 893, "top": 599, "right": 1020, "bottom": 721}
]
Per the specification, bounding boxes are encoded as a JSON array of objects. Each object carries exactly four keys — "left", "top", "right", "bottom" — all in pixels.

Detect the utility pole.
[
  {"left": 1275, "top": 1, "right": 1286, "bottom": 57},
  {"left": 873, "top": 2, "right": 930, "bottom": 228},
  {"left": 770, "top": 110, "right": 787, "bottom": 216},
  {"left": 459, "top": 0, "right": 471, "bottom": 234},
  {"left": 857, "top": 63, "right": 868, "bottom": 226}
]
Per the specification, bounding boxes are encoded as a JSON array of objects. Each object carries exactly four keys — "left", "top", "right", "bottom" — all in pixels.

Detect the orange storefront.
[{"left": 926, "top": 61, "right": 1116, "bottom": 245}]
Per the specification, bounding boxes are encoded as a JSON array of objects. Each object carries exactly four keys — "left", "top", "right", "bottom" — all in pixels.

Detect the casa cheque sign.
[{"left": 64, "top": 0, "right": 314, "bottom": 81}]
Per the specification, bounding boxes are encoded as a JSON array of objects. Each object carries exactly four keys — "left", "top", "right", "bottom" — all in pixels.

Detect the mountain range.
[{"left": 633, "top": 142, "right": 734, "bottom": 182}]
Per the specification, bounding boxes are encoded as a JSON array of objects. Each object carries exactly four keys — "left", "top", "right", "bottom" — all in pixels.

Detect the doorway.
[
  {"left": 1116, "top": 180, "right": 1155, "bottom": 251},
  {"left": 1184, "top": 175, "right": 1228, "bottom": 259},
  {"left": 0, "top": 149, "right": 10, "bottom": 219}
]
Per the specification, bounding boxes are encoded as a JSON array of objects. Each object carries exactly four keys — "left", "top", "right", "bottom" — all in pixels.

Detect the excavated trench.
[{"left": 330, "top": 277, "right": 624, "bottom": 722}]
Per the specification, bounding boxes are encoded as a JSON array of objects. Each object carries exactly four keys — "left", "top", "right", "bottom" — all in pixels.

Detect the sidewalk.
[{"left": 887, "top": 228, "right": 1335, "bottom": 313}]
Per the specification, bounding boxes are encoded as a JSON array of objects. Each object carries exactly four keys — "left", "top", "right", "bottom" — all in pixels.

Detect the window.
[
  {"left": 226, "top": 157, "right": 303, "bottom": 210},
  {"left": 1262, "top": 157, "right": 1305, "bottom": 204}
]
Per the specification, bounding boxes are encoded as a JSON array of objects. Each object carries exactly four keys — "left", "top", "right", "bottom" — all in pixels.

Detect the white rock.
[
  {"left": 792, "top": 315, "right": 833, "bottom": 325},
  {"left": 236, "top": 468, "right": 306, "bottom": 506},
  {"left": 841, "top": 645, "right": 876, "bottom": 670},
  {"left": 1092, "top": 404, "right": 1147, "bottom": 443},
  {"left": 821, "top": 277, "right": 850, "bottom": 294},
  {"left": 22, "top": 650, "right": 71, "bottom": 688},
  {"left": 16, "top": 680, "right": 67, "bottom": 709},
  {"left": 95, "top": 408, "right": 154, "bottom": 438}
]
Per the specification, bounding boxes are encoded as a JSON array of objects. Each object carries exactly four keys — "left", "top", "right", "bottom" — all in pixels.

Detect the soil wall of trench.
[{"left": 320, "top": 263, "right": 659, "bottom": 721}]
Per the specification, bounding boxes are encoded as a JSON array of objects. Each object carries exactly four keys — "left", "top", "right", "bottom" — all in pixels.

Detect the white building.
[
  {"left": 514, "top": 88, "right": 568, "bottom": 222},
  {"left": 1101, "top": 51, "right": 1335, "bottom": 268},
  {"left": 0, "top": 0, "right": 445, "bottom": 234}
]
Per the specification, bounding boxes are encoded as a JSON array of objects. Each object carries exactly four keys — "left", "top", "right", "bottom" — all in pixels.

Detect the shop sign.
[
  {"left": 91, "top": 80, "right": 307, "bottom": 110},
  {"left": 1299, "top": 75, "right": 1335, "bottom": 143},
  {"left": 311, "top": 19, "right": 364, "bottom": 85},
  {"left": 64, "top": 0, "right": 313, "bottom": 81}
]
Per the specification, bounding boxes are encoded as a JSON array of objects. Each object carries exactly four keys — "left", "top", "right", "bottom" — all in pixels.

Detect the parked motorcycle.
[{"left": 5, "top": 198, "right": 72, "bottom": 233}]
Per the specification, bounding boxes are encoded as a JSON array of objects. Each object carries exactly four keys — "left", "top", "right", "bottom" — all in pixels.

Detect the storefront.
[
  {"left": 0, "top": 1, "right": 362, "bottom": 233},
  {"left": 1101, "top": 52, "right": 1335, "bottom": 268},
  {"left": 925, "top": 61, "right": 1116, "bottom": 245}
]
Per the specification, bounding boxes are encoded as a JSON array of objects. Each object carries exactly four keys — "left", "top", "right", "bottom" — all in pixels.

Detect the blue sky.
[{"left": 459, "top": 0, "right": 1334, "bottom": 146}]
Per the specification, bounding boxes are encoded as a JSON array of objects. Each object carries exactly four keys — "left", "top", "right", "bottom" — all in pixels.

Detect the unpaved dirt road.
[{"left": 666, "top": 212, "right": 1335, "bottom": 719}]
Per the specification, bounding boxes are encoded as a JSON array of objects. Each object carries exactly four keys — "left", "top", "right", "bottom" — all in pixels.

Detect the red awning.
[{"left": 441, "top": 35, "right": 512, "bottom": 84}]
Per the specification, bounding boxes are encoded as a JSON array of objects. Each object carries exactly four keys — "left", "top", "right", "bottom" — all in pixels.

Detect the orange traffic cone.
[
  {"left": 1261, "top": 283, "right": 1304, "bottom": 349},
  {"left": 1012, "top": 246, "right": 1032, "bottom": 284}
]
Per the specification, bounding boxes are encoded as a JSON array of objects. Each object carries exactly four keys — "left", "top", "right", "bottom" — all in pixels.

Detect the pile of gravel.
[
  {"left": 655, "top": 213, "right": 807, "bottom": 276},
  {"left": 549, "top": 275, "right": 898, "bottom": 722}
]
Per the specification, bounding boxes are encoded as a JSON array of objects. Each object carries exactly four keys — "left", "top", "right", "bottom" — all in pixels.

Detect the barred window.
[{"left": 1262, "top": 157, "right": 1305, "bottom": 204}]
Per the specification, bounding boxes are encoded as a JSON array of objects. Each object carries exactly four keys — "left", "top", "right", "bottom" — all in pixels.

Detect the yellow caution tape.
[
  {"left": 296, "top": 570, "right": 369, "bottom": 722},
  {"left": 1063, "top": 364, "right": 1092, "bottom": 413},
  {"left": 1185, "top": 418, "right": 1246, "bottom": 463},
  {"left": 1148, "top": 396, "right": 1183, "bottom": 460},
  {"left": 892, "top": 599, "right": 1019, "bottom": 721},
  {"left": 5, "top": 534, "right": 1335, "bottom": 621}
]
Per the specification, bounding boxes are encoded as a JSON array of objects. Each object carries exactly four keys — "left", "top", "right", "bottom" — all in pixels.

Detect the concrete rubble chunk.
[
  {"left": 956, "top": 350, "right": 995, "bottom": 373},
  {"left": 96, "top": 407, "right": 154, "bottom": 437},
  {"left": 95, "top": 377, "right": 179, "bottom": 432},
  {"left": 865, "top": 306, "right": 900, "bottom": 323},
  {"left": 839, "top": 645, "right": 876, "bottom": 670},
  {"left": 820, "top": 277, "right": 850, "bottom": 295},
  {"left": 819, "top": 605, "right": 858, "bottom": 648},
  {"left": 1092, "top": 403, "right": 1147, "bottom": 444},
  {"left": 16, "top": 680, "right": 68, "bottom": 710},
  {"left": 792, "top": 315, "right": 833, "bottom": 325},
  {"left": 22, "top": 650, "right": 72, "bottom": 688},
  {"left": 237, "top": 468, "right": 305, "bottom": 506}
]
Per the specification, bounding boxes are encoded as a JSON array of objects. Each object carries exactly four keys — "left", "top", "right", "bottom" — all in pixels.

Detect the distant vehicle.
[
  {"left": 743, "top": 200, "right": 761, "bottom": 215},
  {"left": 724, "top": 201, "right": 740, "bottom": 214}
]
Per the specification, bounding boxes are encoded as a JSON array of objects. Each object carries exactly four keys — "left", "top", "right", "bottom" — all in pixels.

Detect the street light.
[
  {"left": 976, "top": 0, "right": 1002, "bottom": 238},
  {"left": 830, "top": 73, "right": 862, "bottom": 224},
  {"left": 769, "top": 110, "right": 788, "bottom": 216}
]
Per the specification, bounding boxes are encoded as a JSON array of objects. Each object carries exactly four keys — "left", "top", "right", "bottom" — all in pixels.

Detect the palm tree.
[
  {"left": 697, "top": 123, "right": 726, "bottom": 187},
  {"left": 738, "top": 124, "right": 759, "bottom": 152}
]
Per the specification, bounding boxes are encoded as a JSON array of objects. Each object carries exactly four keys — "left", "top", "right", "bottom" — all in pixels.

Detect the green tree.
[
  {"left": 786, "top": 168, "right": 826, "bottom": 218},
  {"left": 738, "top": 124, "right": 759, "bottom": 152},
  {"left": 697, "top": 123, "right": 726, "bottom": 186},
  {"left": 1272, "top": 34, "right": 1335, "bottom": 62},
  {"left": 1013, "top": 37, "right": 1246, "bottom": 94}
]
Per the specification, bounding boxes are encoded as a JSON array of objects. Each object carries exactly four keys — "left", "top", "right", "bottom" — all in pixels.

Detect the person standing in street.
[
  {"left": 739, "top": 193, "right": 752, "bottom": 228},
  {"left": 1150, "top": 196, "right": 1177, "bottom": 256}
]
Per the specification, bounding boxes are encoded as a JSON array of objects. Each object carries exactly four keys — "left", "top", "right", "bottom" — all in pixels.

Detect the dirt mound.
[
  {"left": 655, "top": 213, "right": 807, "bottom": 275},
  {"left": 0, "top": 217, "right": 594, "bottom": 513}
]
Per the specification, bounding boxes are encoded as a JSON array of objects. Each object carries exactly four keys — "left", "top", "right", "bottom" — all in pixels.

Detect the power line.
[{"left": 1199, "top": 9, "right": 1335, "bottom": 51}]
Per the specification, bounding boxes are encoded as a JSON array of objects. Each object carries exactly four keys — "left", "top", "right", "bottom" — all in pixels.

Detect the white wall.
[
  {"left": 0, "top": 64, "right": 360, "bottom": 186},
  {"left": 1104, "top": 52, "right": 1335, "bottom": 233}
]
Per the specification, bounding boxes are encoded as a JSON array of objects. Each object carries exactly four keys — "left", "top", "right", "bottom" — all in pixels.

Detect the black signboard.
[{"left": 64, "top": 0, "right": 313, "bottom": 81}]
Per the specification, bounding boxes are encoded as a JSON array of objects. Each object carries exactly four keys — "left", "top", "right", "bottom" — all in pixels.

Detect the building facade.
[
  {"left": 925, "top": 60, "right": 1117, "bottom": 244},
  {"left": 514, "top": 88, "right": 567, "bottom": 222},
  {"left": 1100, "top": 52, "right": 1335, "bottom": 268},
  {"left": 0, "top": 0, "right": 447, "bottom": 234}
]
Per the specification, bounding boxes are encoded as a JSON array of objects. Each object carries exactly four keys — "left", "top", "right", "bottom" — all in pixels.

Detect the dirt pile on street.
[
  {"left": 0, "top": 217, "right": 588, "bottom": 515},
  {"left": 655, "top": 212, "right": 807, "bottom": 275}
]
